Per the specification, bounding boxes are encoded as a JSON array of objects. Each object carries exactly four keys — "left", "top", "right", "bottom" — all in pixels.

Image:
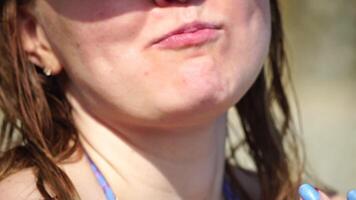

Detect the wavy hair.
[{"left": 0, "top": 0, "right": 302, "bottom": 199}]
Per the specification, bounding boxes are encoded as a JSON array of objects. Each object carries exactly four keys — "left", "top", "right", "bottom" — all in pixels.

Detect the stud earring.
[{"left": 43, "top": 68, "right": 52, "bottom": 76}]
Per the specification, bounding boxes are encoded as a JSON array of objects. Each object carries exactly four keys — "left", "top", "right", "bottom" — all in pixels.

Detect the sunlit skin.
[{"left": 20, "top": 0, "right": 272, "bottom": 199}]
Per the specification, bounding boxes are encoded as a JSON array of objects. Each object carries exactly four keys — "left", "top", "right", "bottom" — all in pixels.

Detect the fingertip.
[
  {"left": 347, "top": 190, "right": 356, "bottom": 200},
  {"left": 299, "top": 184, "right": 320, "bottom": 200}
]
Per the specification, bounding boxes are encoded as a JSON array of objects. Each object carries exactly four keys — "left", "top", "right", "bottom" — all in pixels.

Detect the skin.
[
  {"left": 31, "top": 0, "right": 271, "bottom": 126},
  {"left": 5, "top": 0, "right": 274, "bottom": 199},
  {"left": 0, "top": 0, "right": 346, "bottom": 199}
]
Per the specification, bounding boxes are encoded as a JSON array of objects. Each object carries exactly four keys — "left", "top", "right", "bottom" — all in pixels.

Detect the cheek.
[
  {"left": 206, "top": 0, "right": 271, "bottom": 102},
  {"left": 225, "top": 0, "right": 271, "bottom": 74},
  {"left": 43, "top": 6, "right": 149, "bottom": 77},
  {"left": 67, "top": 18, "right": 146, "bottom": 64},
  {"left": 51, "top": 16, "right": 151, "bottom": 98}
]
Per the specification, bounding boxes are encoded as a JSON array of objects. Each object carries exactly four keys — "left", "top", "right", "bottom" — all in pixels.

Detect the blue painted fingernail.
[
  {"left": 347, "top": 190, "right": 356, "bottom": 200},
  {"left": 298, "top": 184, "right": 320, "bottom": 200}
]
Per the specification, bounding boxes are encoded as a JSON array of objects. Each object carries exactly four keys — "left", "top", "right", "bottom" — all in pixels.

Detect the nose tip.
[{"left": 153, "top": 0, "right": 188, "bottom": 7}]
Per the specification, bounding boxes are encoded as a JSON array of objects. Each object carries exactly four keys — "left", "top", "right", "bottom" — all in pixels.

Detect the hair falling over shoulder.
[{"left": 0, "top": 0, "right": 303, "bottom": 199}]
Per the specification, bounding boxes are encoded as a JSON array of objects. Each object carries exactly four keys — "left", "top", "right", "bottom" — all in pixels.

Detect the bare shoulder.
[
  {"left": 0, "top": 169, "right": 43, "bottom": 200},
  {"left": 0, "top": 154, "right": 105, "bottom": 200}
]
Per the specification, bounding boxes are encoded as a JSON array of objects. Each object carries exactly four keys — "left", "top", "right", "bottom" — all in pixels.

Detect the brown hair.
[{"left": 0, "top": 0, "right": 302, "bottom": 199}]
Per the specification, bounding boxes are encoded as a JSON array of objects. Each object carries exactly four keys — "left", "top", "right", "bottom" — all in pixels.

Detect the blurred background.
[{"left": 281, "top": 0, "right": 356, "bottom": 194}]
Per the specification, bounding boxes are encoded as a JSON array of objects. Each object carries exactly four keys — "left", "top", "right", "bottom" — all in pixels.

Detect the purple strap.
[{"left": 87, "top": 154, "right": 239, "bottom": 200}]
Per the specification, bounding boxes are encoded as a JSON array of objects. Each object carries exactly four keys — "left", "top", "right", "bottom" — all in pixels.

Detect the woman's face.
[{"left": 34, "top": 0, "right": 271, "bottom": 126}]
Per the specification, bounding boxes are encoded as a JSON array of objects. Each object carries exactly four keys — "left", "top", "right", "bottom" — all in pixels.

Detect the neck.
[{"left": 70, "top": 96, "right": 228, "bottom": 200}]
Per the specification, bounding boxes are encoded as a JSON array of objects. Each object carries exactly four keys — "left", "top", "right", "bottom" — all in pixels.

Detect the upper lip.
[{"left": 150, "top": 21, "right": 223, "bottom": 46}]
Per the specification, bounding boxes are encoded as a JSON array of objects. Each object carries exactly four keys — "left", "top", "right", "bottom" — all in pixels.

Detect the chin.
[{"left": 152, "top": 87, "right": 234, "bottom": 125}]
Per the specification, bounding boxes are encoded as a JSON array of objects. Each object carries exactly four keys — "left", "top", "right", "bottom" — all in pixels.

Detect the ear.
[{"left": 18, "top": 5, "right": 62, "bottom": 76}]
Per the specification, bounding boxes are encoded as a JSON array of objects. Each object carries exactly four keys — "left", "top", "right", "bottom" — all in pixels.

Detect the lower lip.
[{"left": 153, "top": 28, "right": 220, "bottom": 49}]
